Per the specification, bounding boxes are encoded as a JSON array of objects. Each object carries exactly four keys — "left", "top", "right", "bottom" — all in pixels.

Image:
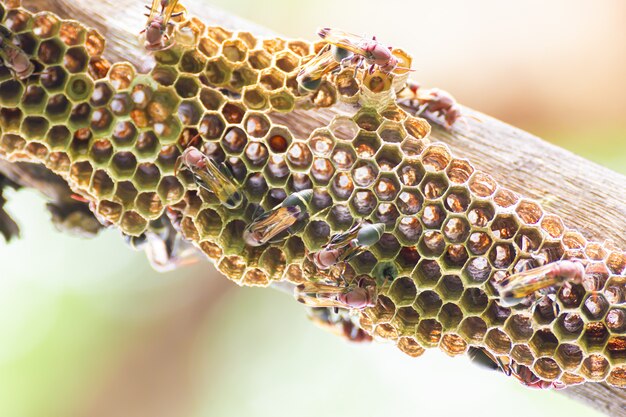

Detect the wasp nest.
[{"left": 0, "top": 0, "right": 624, "bottom": 389}]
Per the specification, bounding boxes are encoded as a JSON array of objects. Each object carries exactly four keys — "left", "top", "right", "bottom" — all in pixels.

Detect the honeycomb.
[{"left": 0, "top": 0, "right": 625, "bottom": 388}]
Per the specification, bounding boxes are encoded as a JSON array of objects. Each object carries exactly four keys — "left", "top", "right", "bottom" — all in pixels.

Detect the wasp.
[
  {"left": 318, "top": 28, "right": 408, "bottom": 74},
  {"left": 402, "top": 80, "right": 463, "bottom": 129},
  {"left": 495, "top": 260, "right": 585, "bottom": 307},
  {"left": 175, "top": 146, "right": 244, "bottom": 209},
  {"left": 295, "top": 276, "right": 378, "bottom": 311},
  {"left": 141, "top": 0, "right": 184, "bottom": 51},
  {"left": 243, "top": 189, "right": 313, "bottom": 246},
  {"left": 468, "top": 347, "right": 565, "bottom": 389},
  {"left": 0, "top": 25, "right": 35, "bottom": 80},
  {"left": 296, "top": 44, "right": 343, "bottom": 93},
  {"left": 0, "top": 174, "right": 20, "bottom": 243},
  {"left": 308, "top": 307, "right": 372, "bottom": 343},
  {"left": 124, "top": 215, "right": 198, "bottom": 272},
  {"left": 311, "top": 222, "right": 385, "bottom": 270}
]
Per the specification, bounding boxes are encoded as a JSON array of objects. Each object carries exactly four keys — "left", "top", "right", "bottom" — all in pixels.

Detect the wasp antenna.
[
  {"left": 171, "top": 11, "right": 184, "bottom": 17},
  {"left": 188, "top": 133, "right": 203, "bottom": 148}
]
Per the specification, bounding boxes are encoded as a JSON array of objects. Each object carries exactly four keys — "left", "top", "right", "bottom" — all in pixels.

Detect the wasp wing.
[
  {"left": 163, "top": 0, "right": 182, "bottom": 23},
  {"left": 146, "top": 0, "right": 160, "bottom": 22},
  {"left": 318, "top": 27, "right": 369, "bottom": 56}
]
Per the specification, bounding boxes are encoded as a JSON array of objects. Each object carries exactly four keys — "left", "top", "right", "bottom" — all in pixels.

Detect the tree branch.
[{"left": 4, "top": 0, "right": 625, "bottom": 413}]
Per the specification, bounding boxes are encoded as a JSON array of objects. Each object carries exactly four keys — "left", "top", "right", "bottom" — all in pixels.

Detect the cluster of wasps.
[{"left": 0, "top": 0, "right": 594, "bottom": 389}]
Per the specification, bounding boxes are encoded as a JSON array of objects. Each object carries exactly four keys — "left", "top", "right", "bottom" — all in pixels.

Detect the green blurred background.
[{"left": 1, "top": 0, "right": 624, "bottom": 416}]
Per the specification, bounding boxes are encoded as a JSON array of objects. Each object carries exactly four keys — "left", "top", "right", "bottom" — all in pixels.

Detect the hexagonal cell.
[
  {"left": 606, "top": 336, "right": 626, "bottom": 364},
  {"left": 395, "top": 217, "right": 422, "bottom": 246},
  {"left": 265, "top": 155, "right": 289, "bottom": 184},
  {"left": 463, "top": 256, "right": 491, "bottom": 284},
  {"left": 46, "top": 125, "right": 71, "bottom": 150},
  {"left": 606, "top": 308, "right": 626, "bottom": 333},
  {"left": 41, "top": 66, "right": 68, "bottom": 93},
  {"left": 310, "top": 158, "right": 334, "bottom": 185},
  {"left": 45, "top": 94, "right": 72, "bottom": 123},
  {"left": 582, "top": 294, "right": 609, "bottom": 321},
  {"left": 440, "top": 333, "right": 468, "bottom": 357},
  {"left": 373, "top": 176, "right": 398, "bottom": 202},
  {"left": 532, "top": 295, "right": 558, "bottom": 325},
  {"left": 247, "top": 49, "right": 271, "bottom": 70},
  {"left": 0, "top": 80, "right": 26, "bottom": 109},
  {"left": 503, "top": 314, "right": 533, "bottom": 343},
  {"left": 335, "top": 69, "right": 359, "bottom": 99},
  {"left": 404, "top": 116, "right": 430, "bottom": 139},
  {"left": 395, "top": 161, "right": 424, "bottom": 188},
  {"left": 532, "top": 358, "right": 561, "bottom": 381},
  {"left": 135, "top": 192, "right": 163, "bottom": 219},
  {"left": 326, "top": 204, "right": 353, "bottom": 231},
  {"left": 96, "top": 199, "right": 123, "bottom": 224},
  {"left": 349, "top": 160, "right": 377, "bottom": 188},
  {"left": 38, "top": 38, "right": 64, "bottom": 65},
  {"left": 112, "top": 181, "right": 138, "bottom": 209},
  {"left": 269, "top": 90, "right": 295, "bottom": 112},
  {"left": 64, "top": 46, "right": 89, "bottom": 73},
  {"left": 33, "top": 12, "right": 60, "bottom": 38},
  {"left": 421, "top": 144, "right": 451, "bottom": 172},
  {"left": 90, "top": 169, "right": 115, "bottom": 198},
  {"left": 416, "top": 319, "right": 442, "bottom": 347},
  {"left": 412, "top": 259, "right": 441, "bottom": 289},
  {"left": 607, "top": 252, "right": 626, "bottom": 275},
  {"left": 396, "top": 190, "right": 422, "bottom": 216},
  {"left": 421, "top": 203, "right": 446, "bottom": 229},
  {"left": 459, "top": 316, "right": 487, "bottom": 343},
  {"left": 88, "top": 56, "right": 111, "bottom": 80},
  {"left": 396, "top": 337, "right": 425, "bottom": 357},
  {"left": 282, "top": 40, "right": 307, "bottom": 57},
  {"left": 467, "top": 201, "right": 495, "bottom": 228},
  {"left": 302, "top": 220, "right": 330, "bottom": 249},
  {"left": 243, "top": 113, "right": 270, "bottom": 139},
  {"left": 444, "top": 187, "right": 470, "bottom": 213},
  {"left": 528, "top": 329, "right": 559, "bottom": 357},
  {"left": 387, "top": 276, "right": 417, "bottom": 306},
  {"left": 552, "top": 313, "right": 584, "bottom": 342},
  {"left": 375, "top": 145, "right": 402, "bottom": 172},
  {"left": 414, "top": 290, "right": 442, "bottom": 318},
  {"left": 329, "top": 172, "right": 354, "bottom": 201},
  {"left": 491, "top": 214, "right": 520, "bottom": 240},
  {"left": 243, "top": 174, "right": 268, "bottom": 203},
  {"left": 368, "top": 294, "right": 396, "bottom": 323},
  {"left": 310, "top": 188, "right": 332, "bottom": 213},
  {"left": 580, "top": 354, "right": 610, "bottom": 381},
  {"left": 65, "top": 75, "right": 94, "bottom": 103},
  {"left": 331, "top": 144, "right": 356, "bottom": 171},
  {"left": 515, "top": 199, "right": 543, "bottom": 225},
  {"left": 418, "top": 231, "right": 445, "bottom": 257},
  {"left": 443, "top": 244, "right": 468, "bottom": 270},
  {"left": 557, "top": 283, "right": 586, "bottom": 309},
  {"left": 394, "top": 246, "right": 420, "bottom": 274},
  {"left": 285, "top": 141, "right": 312, "bottom": 171},
  {"left": 272, "top": 50, "right": 298, "bottom": 73},
  {"left": 492, "top": 188, "right": 519, "bottom": 209},
  {"left": 133, "top": 162, "right": 161, "bottom": 190},
  {"left": 106, "top": 63, "right": 135, "bottom": 90},
  {"left": 459, "top": 288, "right": 488, "bottom": 315},
  {"left": 488, "top": 243, "right": 517, "bottom": 269},
  {"left": 468, "top": 172, "right": 496, "bottom": 198},
  {"left": 218, "top": 255, "right": 246, "bottom": 281},
  {"left": 582, "top": 322, "right": 610, "bottom": 352},
  {"left": 552, "top": 344, "right": 584, "bottom": 371},
  {"left": 438, "top": 303, "right": 463, "bottom": 330},
  {"left": 445, "top": 158, "right": 474, "bottom": 184},
  {"left": 353, "top": 132, "right": 380, "bottom": 157},
  {"left": 484, "top": 329, "right": 512, "bottom": 354},
  {"left": 21, "top": 116, "right": 49, "bottom": 140},
  {"left": 204, "top": 57, "right": 232, "bottom": 85},
  {"left": 443, "top": 217, "right": 470, "bottom": 243},
  {"left": 21, "top": 84, "right": 47, "bottom": 112},
  {"left": 173, "top": 49, "right": 205, "bottom": 73},
  {"left": 515, "top": 227, "right": 544, "bottom": 253},
  {"left": 89, "top": 138, "right": 113, "bottom": 166},
  {"left": 372, "top": 203, "right": 399, "bottom": 227},
  {"left": 90, "top": 108, "right": 113, "bottom": 134}
]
